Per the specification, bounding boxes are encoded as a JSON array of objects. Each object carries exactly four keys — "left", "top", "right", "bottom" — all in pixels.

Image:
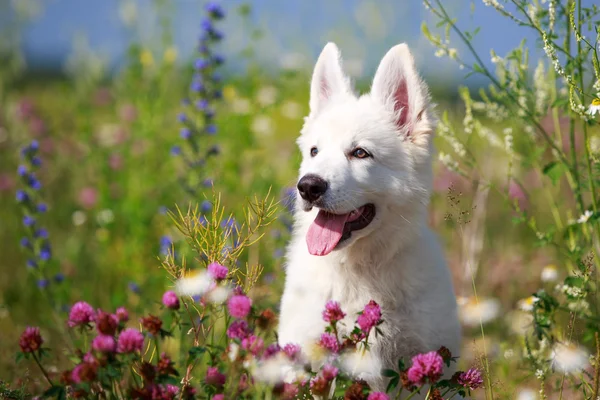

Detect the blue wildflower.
[
  {"left": 196, "top": 99, "right": 209, "bottom": 110},
  {"left": 54, "top": 273, "right": 65, "bottom": 283},
  {"left": 206, "top": 125, "right": 217, "bottom": 135},
  {"left": 17, "top": 165, "right": 27, "bottom": 176},
  {"left": 128, "top": 281, "right": 141, "bottom": 294},
  {"left": 171, "top": 146, "right": 182, "bottom": 156},
  {"left": 23, "top": 215, "right": 35, "bottom": 226},
  {"left": 212, "top": 54, "right": 225, "bottom": 65},
  {"left": 37, "top": 203, "right": 47, "bottom": 213},
  {"left": 180, "top": 128, "right": 192, "bottom": 140},
  {"left": 178, "top": 113, "right": 187, "bottom": 123},
  {"left": 191, "top": 80, "right": 205, "bottom": 92},
  {"left": 39, "top": 245, "right": 51, "bottom": 261},
  {"left": 27, "top": 175, "right": 41, "bottom": 190},
  {"left": 20, "top": 237, "right": 31, "bottom": 247},
  {"left": 31, "top": 157, "right": 41, "bottom": 167},
  {"left": 26, "top": 259, "right": 37, "bottom": 269},
  {"left": 34, "top": 228, "right": 48, "bottom": 238},
  {"left": 158, "top": 205, "right": 168, "bottom": 215},
  {"left": 203, "top": 178, "right": 213, "bottom": 187},
  {"left": 201, "top": 200, "right": 212, "bottom": 213},
  {"left": 37, "top": 279, "right": 49, "bottom": 289},
  {"left": 16, "top": 190, "right": 28, "bottom": 203},
  {"left": 206, "top": 2, "right": 225, "bottom": 19},
  {"left": 273, "top": 248, "right": 285, "bottom": 259},
  {"left": 195, "top": 58, "right": 209, "bottom": 70}
]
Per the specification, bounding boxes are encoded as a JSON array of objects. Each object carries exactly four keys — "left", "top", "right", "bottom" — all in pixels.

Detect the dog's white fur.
[{"left": 278, "top": 43, "right": 461, "bottom": 392}]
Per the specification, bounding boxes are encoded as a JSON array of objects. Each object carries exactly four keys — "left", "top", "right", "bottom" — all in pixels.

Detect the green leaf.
[
  {"left": 382, "top": 368, "right": 398, "bottom": 378},
  {"left": 43, "top": 386, "right": 66, "bottom": 400},
  {"left": 397, "top": 358, "right": 406, "bottom": 371},
  {"left": 385, "top": 376, "right": 400, "bottom": 393},
  {"left": 543, "top": 161, "right": 567, "bottom": 185},
  {"left": 188, "top": 346, "right": 206, "bottom": 362}
]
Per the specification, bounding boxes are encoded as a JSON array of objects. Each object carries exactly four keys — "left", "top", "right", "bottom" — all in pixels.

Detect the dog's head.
[{"left": 296, "top": 43, "right": 435, "bottom": 256}]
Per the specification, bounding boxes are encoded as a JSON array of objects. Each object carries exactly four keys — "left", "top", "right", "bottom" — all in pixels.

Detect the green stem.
[
  {"left": 31, "top": 351, "right": 53, "bottom": 387},
  {"left": 402, "top": 385, "right": 425, "bottom": 400}
]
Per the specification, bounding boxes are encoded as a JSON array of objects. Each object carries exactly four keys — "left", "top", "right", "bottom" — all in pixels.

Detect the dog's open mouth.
[{"left": 306, "top": 204, "right": 376, "bottom": 256}]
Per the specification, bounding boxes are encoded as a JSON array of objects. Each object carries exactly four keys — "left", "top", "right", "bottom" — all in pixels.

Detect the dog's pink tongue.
[{"left": 306, "top": 210, "right": 350, "bottom": 256}]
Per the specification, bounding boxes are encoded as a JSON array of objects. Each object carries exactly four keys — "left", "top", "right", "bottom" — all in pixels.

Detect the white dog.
[{"left": 278, "top": 43, "right": 461, "bottom": 392}]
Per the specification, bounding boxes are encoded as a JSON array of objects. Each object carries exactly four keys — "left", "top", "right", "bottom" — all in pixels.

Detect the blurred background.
[{"left": 1, "top": 1, "right": 591, "bottom": 398}]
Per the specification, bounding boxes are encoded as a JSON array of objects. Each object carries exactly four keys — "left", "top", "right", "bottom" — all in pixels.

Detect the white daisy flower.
[
  {"left": 458, "top": 296, "right": 500, "bottom": 326},
  {"left": 577, "top": 210, "right": 593, "bottom": 224},
  {"left": 587, "top": 98, "right": 600, "bottom": 116},
  {"left": 518, "top": 296, "right": 538, "bottom": 312},
  {"left": 551, "top": 342, "right": 589, "bottom": 373},
  {"left": 541, "top": 265, "right": 558, "bottom": 282},
  {"left": 175, "top": 270, "right": 213, "bottom": 297}
]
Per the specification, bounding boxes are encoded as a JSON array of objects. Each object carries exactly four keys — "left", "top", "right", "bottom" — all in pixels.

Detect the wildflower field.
[{"left": 1, "top": 1, "right": 600, "bottom": 399}]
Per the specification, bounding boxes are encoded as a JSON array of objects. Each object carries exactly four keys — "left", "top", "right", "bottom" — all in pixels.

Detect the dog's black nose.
[{"left": 297, "top": 174, "right": 328, "bottom": 203}]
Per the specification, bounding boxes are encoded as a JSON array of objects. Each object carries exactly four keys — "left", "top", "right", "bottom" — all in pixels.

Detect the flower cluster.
[
  {"left": 16, "top": 140, "right": 62, "bottom": 289},
  {"left": 173, "top": 1, "right": 226, "bottom": 197}
]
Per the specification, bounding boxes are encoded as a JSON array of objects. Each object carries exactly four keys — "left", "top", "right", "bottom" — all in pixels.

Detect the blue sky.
[{"left": 15, "top": 0, "right": 562, "bottom": 82}]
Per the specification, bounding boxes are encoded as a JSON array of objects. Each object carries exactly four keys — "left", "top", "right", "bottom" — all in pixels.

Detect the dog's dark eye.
[
  {"left": 310, "top": 147, "right": 319, "bottom": 157},
  {"left": 351, "top": 148, "right": 370, "bottom": 159}
]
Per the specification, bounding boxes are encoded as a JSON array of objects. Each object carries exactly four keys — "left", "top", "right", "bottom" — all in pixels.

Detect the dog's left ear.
[{"left": 371, "top": 44, "right": 431, "bottom": 140}]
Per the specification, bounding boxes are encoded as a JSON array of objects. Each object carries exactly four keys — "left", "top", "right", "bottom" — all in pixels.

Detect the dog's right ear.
[{"left": 309, "top": 43, "right": 352, "bottom": 117}]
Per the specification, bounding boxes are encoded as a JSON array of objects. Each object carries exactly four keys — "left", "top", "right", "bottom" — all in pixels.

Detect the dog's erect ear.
[
  {"left": 371, "top": 44, "right": 430, "bottom": 138},
  {"left": 309, "top": 43, "right": 352, "bottom": 116}
]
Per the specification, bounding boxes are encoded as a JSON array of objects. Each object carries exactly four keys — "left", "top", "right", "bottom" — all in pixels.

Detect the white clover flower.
[
  {"left": 587, "top": 98, "right": 600, "bottom": 116},
  {"left": 253, "top": 353, "right": 294, "bottom": 384},
  {"left": 448, "top": 48, "right": 458, "bottom": 59},
  {"left": 251, "top": 116, "right": 275, "bottom": 137},
  {"left": 551, "top": 342, "right": 589, "bottom": 373},
  {"left": 72, "top": 210, "right": 87, "bottom": 226},
  {"left": 280, "top": 101, "right": 303, "bottom": 119},
  {"left": 518, "top": 296, "right": 538, "bottom": 312},
  {"left": 96, "top": 209, "right": 114, "bottom": 225},
  {"left": 256, "top": 86, "right": 278, "bottom": 107},
  {"left": 227, "top": 342, "right": 239, "bottom": 362},
  {"left": 541, "top": 265, "right": 558, "bottom": 282},
  {"left": 504, "top": 349, "right": 514, "bottom": 359},
  {"left": 175, "top": 270, "right": 213, "bottom": 297},
  {"left": 458, "top": 296, "right": 500, "bottom": 326},
  {"left": 206, "top": 285, "right": 231, "bottom": 304},
  {"left": 231, "top": 98, "right": 251, "bottom": 115},
  {"left": 577, "top": 210, "right": 593, "bottom": 224},
  {"left": 567, "top": 299, "right": 589, "bottom": 313},
  {"left": 438, "top": 152, "right": 459, "bottom": 172},
  {"left": 434, "top": 49, "right": 446, "bottom": 58}
]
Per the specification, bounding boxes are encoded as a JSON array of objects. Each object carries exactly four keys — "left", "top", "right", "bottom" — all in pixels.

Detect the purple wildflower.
[
  {"left": 68, "top": 301, "right": 95, "bottom": 327},
  {"left": 407, "top": 351, "right": 444, "bottom": 385},
  {"left": 457, "top": 368, "right": 484, "bottom": 390},
  {"left": 117, "top": 328, "right": 144, "bottom": 353}
]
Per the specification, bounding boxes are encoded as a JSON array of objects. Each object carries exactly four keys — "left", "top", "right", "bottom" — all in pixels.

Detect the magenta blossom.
[
  {"left": 241, "top": 335, "right": 264, "bottom": 356},
  {"left": 205, "top": 366, "right": 226, "bottom": 388},
  {"left": 92, "top": 334, "right": 116, "bottom": 353},
  {"left": 264, "top": 343, "right": 281, "bottom": 359},
  {"left": 162, "top": 290, "right": 180, "bottom": 310},
  {"left": 318, "top": 333, "right": 339, "bottom": 353},
  {"left": 68, "top": 301, "right": 96, "bottom": 327},
  {"left": 322, "top": 364, "right": 339, "bottom": 381},
  {"left": 322, "top": 300, "right": 346, "bottom": 323},
  {"left": 282, "top": 343, "right": 301, "bottom": 361},
  {"left": 208, "top": 262, "right": 228, "bottom": 280},
  {"left": 117, "top": 328, "right": 144, "bottom": 353},
  {"left": 19, "top": 327, "right": 43, "bottom": 353},
  {"left": 213, "top": 395, "right": 224, "bottom": 400},
  {"left": 227, "top": 294, "right": 252, "bottom": 318},
  {"left": 115, "top": 306, "right": 129, "bottom": 322},
  {"left": 227, "top": 319, "right": 250, "bottom": 340},
  {"left": 357, "top": 300, "right": 382, "bottom": 333},
  {"left": 368, "top": 393, "right": 389, "bottom": 400},
  {"left": 407, "top": 351, "right": 444, "bottom": 385},
  {"left": 457, "top": 368, "right": 484, "bottom": 390}
]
